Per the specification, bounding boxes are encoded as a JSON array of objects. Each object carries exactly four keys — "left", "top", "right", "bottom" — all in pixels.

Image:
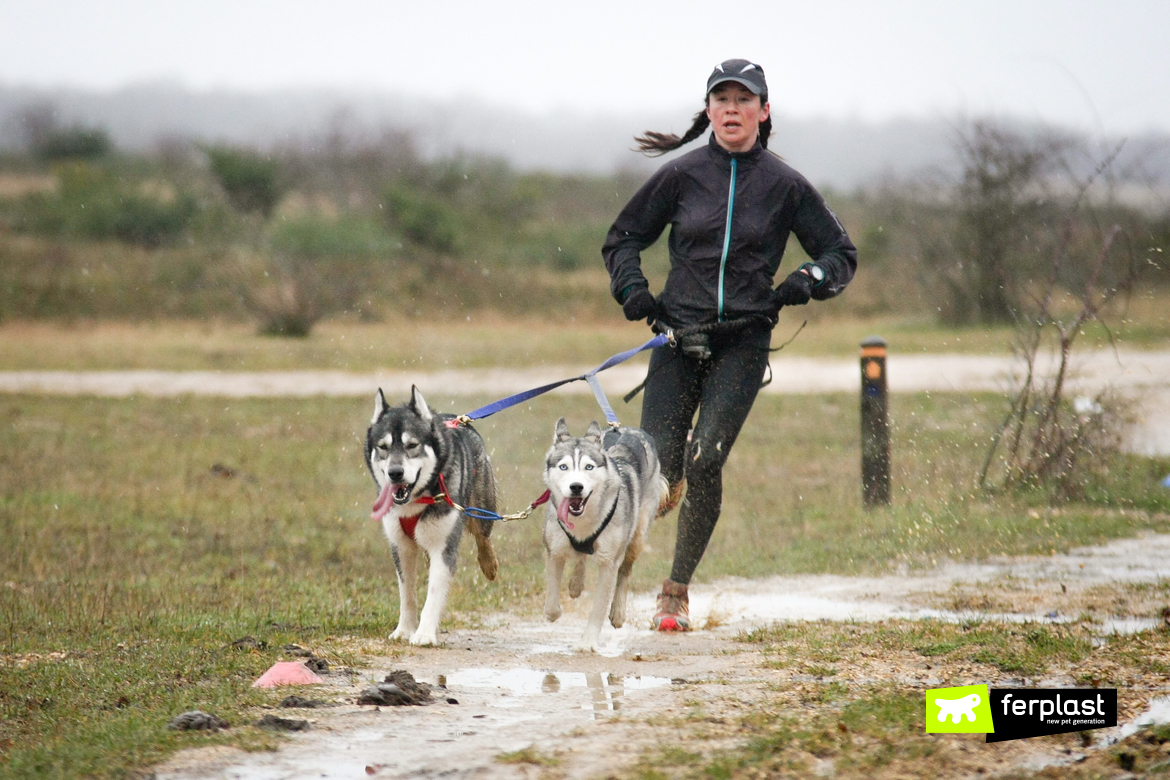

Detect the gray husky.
[
  {"left": 366, "top": 386, "right": 498, "bottom": 646},
  {"left": 542, "top": 418, "right": 666, "bottom": 652}
]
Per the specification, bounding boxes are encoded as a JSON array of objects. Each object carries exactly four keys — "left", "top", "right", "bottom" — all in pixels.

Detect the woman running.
[{"left": 603, "top": 58, "right": 858, "bottom": 630}]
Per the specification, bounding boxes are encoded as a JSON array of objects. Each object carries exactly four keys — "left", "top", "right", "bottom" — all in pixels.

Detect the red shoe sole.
[{"left": 654, "top": 616, "right": 690, "bottom": 631}]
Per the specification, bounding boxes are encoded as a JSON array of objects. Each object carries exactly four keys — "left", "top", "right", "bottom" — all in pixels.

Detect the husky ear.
[
  {"left": 371, "top": 388, "right": 388, "bottom": 425},
  {"left": 584, "top": 420, "right": 603, "bottom": 443},
  {"left": 554, "top": 417, "right": 572, "bottom": 443},
  {"left": 409, "top": 385, "right": 433, "bottom": 423}
]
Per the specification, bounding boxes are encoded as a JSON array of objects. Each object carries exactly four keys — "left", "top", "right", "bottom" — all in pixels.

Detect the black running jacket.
[{"left": 603, "top": 134, "right": 857, "bottom": 327}]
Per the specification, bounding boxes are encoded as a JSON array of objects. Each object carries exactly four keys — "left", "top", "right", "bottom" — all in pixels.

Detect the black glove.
[
  {"left": 621, "top": 287, "right": 656, "bottom": 322},
  {"left": 772, "top": 269, "right": 813, "bottom": 309}
]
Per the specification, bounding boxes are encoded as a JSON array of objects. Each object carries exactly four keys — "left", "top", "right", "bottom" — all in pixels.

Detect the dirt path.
[
  {"left": 2, "top": 350, "right": 1169, "bottom": 453},
  {"left": 155, "top": 534, "right": 1170, "bottom": 780}
]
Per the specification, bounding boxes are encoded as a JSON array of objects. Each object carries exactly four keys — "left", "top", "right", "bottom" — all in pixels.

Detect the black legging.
[{"left": 640, "top": 325, "right": 771, "bottom": 584}]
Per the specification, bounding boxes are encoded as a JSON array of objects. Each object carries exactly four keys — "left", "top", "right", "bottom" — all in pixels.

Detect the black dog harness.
[{"left": 558, "top": 492, "right": 620, "bottom": 555}]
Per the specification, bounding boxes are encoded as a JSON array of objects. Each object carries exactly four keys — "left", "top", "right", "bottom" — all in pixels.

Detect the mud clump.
[
  {"left": 357, "top": 684, "right": 415, "bottom": 706},
  {"left": 168, "top": 711, "right": 229, "bottom": 732},
  {"left": 255, "top": 714, "right": 310, "bottom": 731},
  {"left": 357, "top": 670, "right": 433, "bottom": 706},
  {"left": 280, "top": 644, "right": 329, "bottom": 673},
  {"left": 279, "top": 695, "right": 331, "bottom": 709}
]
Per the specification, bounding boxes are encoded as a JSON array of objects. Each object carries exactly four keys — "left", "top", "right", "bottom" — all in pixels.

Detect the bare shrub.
[
  {"left": 235, "top": 252, "right": 338, "bottom": 338},
  {"left": 979, "top": 148, "right": 1142, "bottom": 498},
  {"left": 921, "top": 121, "right": 1073, "bottom": 325}
]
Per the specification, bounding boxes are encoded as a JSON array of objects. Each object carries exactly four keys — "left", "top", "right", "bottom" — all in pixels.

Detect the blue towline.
[{"left": 456, "top": 332, "right": 669, "bottom": 427}]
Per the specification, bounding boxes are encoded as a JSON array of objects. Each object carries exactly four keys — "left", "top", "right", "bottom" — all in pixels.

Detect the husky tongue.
[
  {"left": 556, "top": 498, "right": 574, "bottom": 529},
  {"left": 371, "top": 483, "right": 394, "bottom": 521}
]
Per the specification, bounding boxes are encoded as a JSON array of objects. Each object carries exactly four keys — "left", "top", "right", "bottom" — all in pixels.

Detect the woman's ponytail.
[
  {"left": 634, "top": 106, "right": 710, "bottom": 157},
  {"left": 634, "top": 93, "right": 771, "bottom": 156},
  {"left": 759, "top": 113, "right": 772, "bottom": 150}
]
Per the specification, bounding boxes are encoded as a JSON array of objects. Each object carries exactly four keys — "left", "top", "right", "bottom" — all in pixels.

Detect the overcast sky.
[{"left": 2, "top": 0, "right": 1168, "bottom": 136}]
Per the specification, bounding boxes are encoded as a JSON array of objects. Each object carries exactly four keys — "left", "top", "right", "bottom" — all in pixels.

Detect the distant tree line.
[{"left": 0, "top": 102, "right": 1165, "bottom": 333}]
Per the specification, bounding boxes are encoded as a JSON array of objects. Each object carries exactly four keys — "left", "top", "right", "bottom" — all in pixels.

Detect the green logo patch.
[{"left": 925, "top": 684, "right": 994, "bottom": 734}]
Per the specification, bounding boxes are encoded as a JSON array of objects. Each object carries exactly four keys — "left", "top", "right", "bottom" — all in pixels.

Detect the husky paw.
[
  {"left": 389, "top": 625, "right": 415, "bottom": 642},
  {"left": 576, "top": 638, "right": 600, "bottom": 654},
  {"left": 609, "top": 589, "right": 628, "bottom": 627},
  {"left": 408, "top": 630, "right": 439, "bottom": 647},
  {"left": 568, "top": 566, "right": 586, "bottom": 600},
  {"left": 544, "top": 601, "right": 563, "bottom": 623}
]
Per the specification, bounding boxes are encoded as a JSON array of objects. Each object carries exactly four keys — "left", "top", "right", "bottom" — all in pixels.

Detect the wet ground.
[{"left": 155, "top": 534, "right": 1170, "bottom": 780}]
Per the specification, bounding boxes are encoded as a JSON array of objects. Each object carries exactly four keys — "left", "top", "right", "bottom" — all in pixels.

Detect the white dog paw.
[
  {"left": 576, "top": 638, "right": 600, "bottom": 653},
  {"left": 389, "top": 626, "right": 413, "bottom": 642},
  {"left": 409, "top": 631, "right": 439, "bottom": 647},
  {"left": 544, "top": 603, "right": 563, "bottom": 623}
]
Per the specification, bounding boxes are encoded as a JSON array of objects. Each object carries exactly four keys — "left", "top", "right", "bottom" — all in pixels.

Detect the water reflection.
[
  {"left": 431, "top": 668, "right": 669, "bottom": 719},
  {"left": 585, "top": 672, "right": 623, "bottom": 717}
]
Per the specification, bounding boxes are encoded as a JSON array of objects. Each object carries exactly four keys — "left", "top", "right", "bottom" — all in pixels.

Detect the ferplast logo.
[
  {"left": 924, "top": 686, "right": 1118, "bottom": 741},
  {"left": 925, "top": 684, "right": 995, "bottom": 734},
  {"left": 985, "top": 689, "right": 1117, "bottom": 743}
]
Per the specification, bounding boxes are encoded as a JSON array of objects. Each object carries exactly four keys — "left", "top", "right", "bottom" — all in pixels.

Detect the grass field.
[{"left": 2, "top": 385, "right": 1169, "bottom": 776}]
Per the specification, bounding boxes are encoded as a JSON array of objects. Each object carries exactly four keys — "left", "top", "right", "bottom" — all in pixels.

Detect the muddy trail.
[{"left": 156, "top": 534, "right": 1170, "bottom": 780}]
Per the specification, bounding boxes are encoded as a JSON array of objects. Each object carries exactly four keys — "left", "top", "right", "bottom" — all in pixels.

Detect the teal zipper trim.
[{"left": 717, "top": 158, "right": 737, "bottom": 322}]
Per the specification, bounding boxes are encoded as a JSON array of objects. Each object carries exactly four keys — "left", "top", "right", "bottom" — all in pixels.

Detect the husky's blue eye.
[
  {"left": 584, "top": 464, "right": 594, "bottom": 470},
  {"left": 559, "top": 464, "right": 568, "bottom": 470}
]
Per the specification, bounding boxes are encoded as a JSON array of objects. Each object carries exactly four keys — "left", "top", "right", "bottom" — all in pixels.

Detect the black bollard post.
[{"left": 860, "top": 336, "right": 890, "bottom": 508}]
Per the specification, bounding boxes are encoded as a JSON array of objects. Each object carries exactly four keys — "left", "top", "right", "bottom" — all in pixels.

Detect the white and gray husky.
[
  {"left": 366, "top": 386, "right": 498, "bottom": 646},
  {"left": 542, "top": 418, "right": 666, "bottom": 652}
]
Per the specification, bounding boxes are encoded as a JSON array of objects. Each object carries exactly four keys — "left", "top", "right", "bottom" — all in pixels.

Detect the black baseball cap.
[{"left": 706, "top": 59, "right": 768, "bottom": 97}]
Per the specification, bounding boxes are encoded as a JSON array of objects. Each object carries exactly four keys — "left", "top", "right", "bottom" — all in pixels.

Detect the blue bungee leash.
[{"left": 453, "top": 332, "right": 669, "bottom": 428}]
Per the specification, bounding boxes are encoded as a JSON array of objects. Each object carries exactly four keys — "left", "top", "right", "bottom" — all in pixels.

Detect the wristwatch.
[{"left": 800, "top": 263, "right": 825, "bottom": 284}]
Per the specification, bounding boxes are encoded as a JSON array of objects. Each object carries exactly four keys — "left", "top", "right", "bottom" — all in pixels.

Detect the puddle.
[
  {"left": 1096, "top": 617, "right": 1161, "bottom": 636},
  {"left": 629, "top": 581, "right": 1163, "bottom": 639},
  {"left": 430, "top": 668, "right": 671, "bottom": 718},
  {"left": 1118, "top": 696, "right": 1170, "bottom": 740}
]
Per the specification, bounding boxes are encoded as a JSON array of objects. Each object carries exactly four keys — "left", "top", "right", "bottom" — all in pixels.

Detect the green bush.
[
  {"left": 206, "top": 146, "right": 285, "bottom": 218},
  {"left": 15, "top": 162, "right": 197, "bottom": 247},
  {"left": 33, "top": 125, "right": 112, "bottom": 161},
  {"left": 269, "top": 215, "right": 396, "bottom": 258},
  {"left": 384, "top": 185, "right": 462, "bottom": 253}
]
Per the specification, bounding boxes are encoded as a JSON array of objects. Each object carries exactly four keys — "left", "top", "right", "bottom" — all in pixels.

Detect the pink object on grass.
[{"left": 251, "top": 661, "right": 325, "bottom": 688}]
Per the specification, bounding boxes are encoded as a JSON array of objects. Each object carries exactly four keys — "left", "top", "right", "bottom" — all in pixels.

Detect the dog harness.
[
  {"left": 558, "top": 492, "right": 620, "bottom": 556},
  {"left": 398, "top": 513, "right": 422, "bottom": 540},
  {"left": 392, "top": 474, "right": 453, "bottom": 541}
]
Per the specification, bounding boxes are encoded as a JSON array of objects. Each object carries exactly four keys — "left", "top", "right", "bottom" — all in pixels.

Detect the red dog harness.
[
  {"left": 398, "top": 514, "right": 421, "bottom": 540},
  {"left": 393, "top": 474, "right": 457, "bottom": 540}
]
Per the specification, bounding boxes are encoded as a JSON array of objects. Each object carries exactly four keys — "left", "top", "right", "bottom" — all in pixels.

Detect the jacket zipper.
[{"left": 717, "top": 158, "right": 737, "bottom": 322}]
